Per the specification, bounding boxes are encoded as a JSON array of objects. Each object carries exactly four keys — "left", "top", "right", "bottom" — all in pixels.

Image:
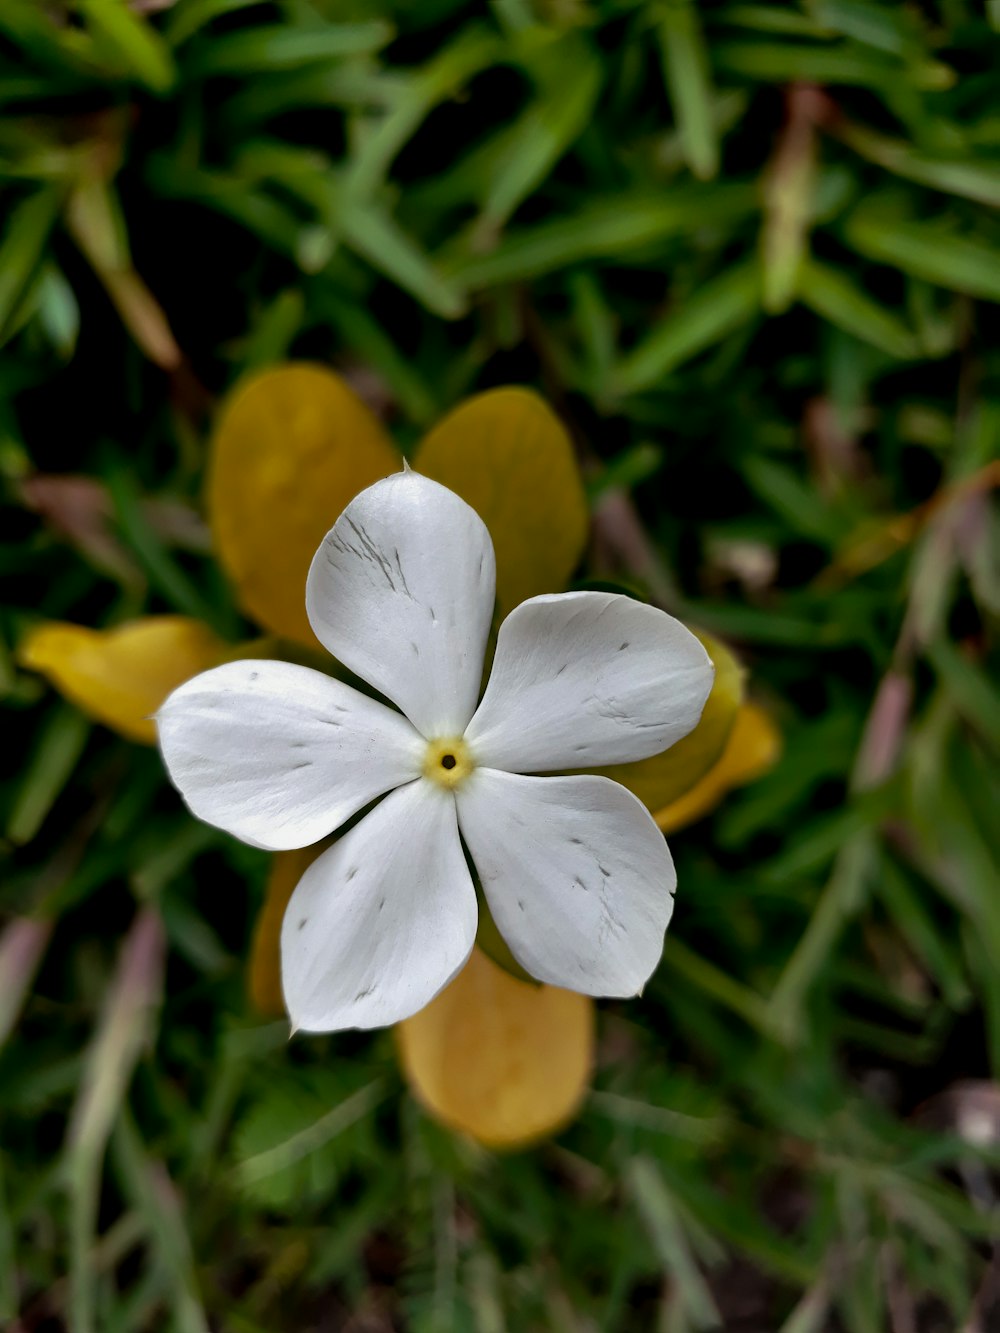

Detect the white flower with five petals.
[{"left": 157, "top": 471, "right": 714, "bottom": 1033}]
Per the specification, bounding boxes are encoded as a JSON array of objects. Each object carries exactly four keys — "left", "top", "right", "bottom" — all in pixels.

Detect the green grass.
[{"left": 2, "top": 1, "right": 999, "bottom": 1329}]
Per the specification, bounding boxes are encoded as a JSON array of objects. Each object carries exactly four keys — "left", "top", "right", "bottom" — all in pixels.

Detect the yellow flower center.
[{"left": 422, "top": 736, "right": 475, "bottom": 789}]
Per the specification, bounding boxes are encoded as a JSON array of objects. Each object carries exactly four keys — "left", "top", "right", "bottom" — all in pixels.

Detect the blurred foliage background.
[{"left": 2, "top": 0, "right": 1000, "bottom": 1329}]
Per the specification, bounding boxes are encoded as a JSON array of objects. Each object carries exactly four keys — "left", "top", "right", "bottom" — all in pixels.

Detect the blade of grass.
[
  {"left": 474, "top": 39, "right": 602, "bottom": 237},
  {"left": 0, "top": 1156, "right": 14, "bottom": 1322},
  {"left": 876, "top": 857, "right": 969, "bottom": 1009},
  {"left": 313, "top": 283, "right": 438, "bottom": 423},
  {"left": 6, "top": 704, "right": 90, "bottom": 845},
  {"left": 0, "top": 916, "right": 53, "bottom": 1047},
  {"left": 65, "top": 906, "right": 165, "bottom": 1333},
  {"left": 614, "top": 258, "right": 761, "bottom": 395},
  {"left": 239, "top": 287, "right": 304, "bottom": 370},
  {"left": 761, "top": 84, "right": 819, "bottom": 313},
  {"left": 78, "top": 0, "right": 176, "bottom": 92},
  {"left": 844, "top": 205, "right": 1000, "bottom": 303},
  {"left": 439, "top": 184, "right": 757, "bottom": 288},
  {"left": 926, "top": 637, "right": 1000, "bottom": 751},
  {"left": 345, "top": 26, "right": 500, "bottom": 201},
  {"left": 164, "top": 0, "right": 270, "bottom": 46},
  {"left": 110, "top": 1110, "right": 209, "bottom": 1333},
  {"left": 661, "top": 936, "right": 782, "bottom": 1040},
  {"left": 188, "top": 22, "right": 391, "bottom": 76},
  {"left": 837, "top": 119, "right": 1000, "bottom": 208},
  {"left": 0, "top": 187, "right": 62, "bottom": 341},
  {"left": 340, "top": 202, "right": 466, "bottom": 318},
  {"left": 105, "top": 469, "right": 235, "bottom": 635},
  {"left": 799, "top": 257, "right": 920, "bottom": 360},
  {"left": 658, "top": 0, "right": 719, "bottom": 180},
  {"left": 235, "top": 1079, "right": 386, "bottom": 1190},
  {"left": 767, "top": 831, "right": 879, "bottom": 1044},
  {"left": 624, "top": 1156, "right": 721, "bottom": 1328},
  {"left": 65, "top": 179, "right": 181, "bottom": 369},
  {"left": 714, "top": 39, "right": 952, "bottom": 91}
]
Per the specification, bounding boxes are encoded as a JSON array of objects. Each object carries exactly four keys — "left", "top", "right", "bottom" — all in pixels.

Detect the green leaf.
[
  {"left": 344, "top": 26, "right": 501, "bottom": 201},
  {"left": 811, "top": 0, "right": 926, "bottom": 57},
  {"left": 715, "top": 39, "right": 953, "bottom": 90},
  {"left": 106, "top": 471, "right": 233, "bottom": 634},
  {"left": 78, "top": 0, "right": 176, "bottom": 93},
  {"left": 927, "top": 638, "right": 1000, "bottom": 752},
  {"left": 0, "top": 189, "right": 61, "bottom": 342},
  {"left": 313, "top": 282, "right": 438, "bottom": 423},
  {"left": 6, "top": 704, "right": 90, "bottom": 846},
  {"left": 844, "top": 204, "right": 1000, "bottom": 303},
  {"left": 877, "top": 856, "right": 969, "bottom": 1009},
  {"left": 799, "top": 256, "right": 921, "bottom": 359},
  {"left": 614, "top": 258, "right": 761, "bottom": 394},
  {"left": 340, "top": 203, "right": 466, "bottom": 319},
  {"left": 189, "top": 22, "right": 392, "bottom": 76},
  {"left": 238, "top": 287, "right": 304, "bottom": 371},
  {"left": 658, "top": 0, "right": 720, "bottom": 180},
  {"left": 720, "top": 6, "right": 832, "bottom": 38},
  {"left": 109, "top": 1113, "right": 209, "bottom": 1333},
  {"left": 35, "top": 264, "right": 80, "bottom": 357},
  {"left": 440, "top": 184, "right": 758, "bottom": 289},
  {"left": 625, "top": 1157, "right": 721, "bottom": 1326},
  {"left": 742, "top": 452, "right": 844, "bottom": 543},
  {"left": 233, "top": 1073, "right": 384, "bottom": 1210},
  {"left": 164, "top": 0, "right": 270, "bottom": 47},
  {"left": 838, "top": 120, "right": 1000, "bottom": 208},
  {"left": 474, "top": 38, "right": 602, "bottom": 234},
  {"left": 146, "top": 156, "right": 308, "bottom": 256}
]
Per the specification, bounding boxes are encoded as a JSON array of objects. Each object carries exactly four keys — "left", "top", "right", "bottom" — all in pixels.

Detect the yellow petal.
[
  {"left": 18, "top": 617, "right": 225, "bottom": 745},
  {"left": 248, "top": 846, "right": 321, "bottom": 1018},
  {"left": 208, "top": 364, "right": 400, "bottom": 647},
  {"left": 591, "top": 631, "right": 744, "bottom": 812},
  {"left": 415, "top": 387, "right": 588, "bottom": 617},
  {"left": 655, "top": 702, "right": 781, "bottom": 833},
  {"left": 396, "top": 949, "right": 594, "bottom": 1150}
]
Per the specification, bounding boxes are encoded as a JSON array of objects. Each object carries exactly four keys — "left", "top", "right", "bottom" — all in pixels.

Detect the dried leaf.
[
  {"left": 416, "top": 387, "right": 588, "bottom": 618},
  {"left": 19, "top": 617, "right": 225, "bottom": 744},
  {"left": 655, "top": 702, "right": 781, "bottom": 833},
  {"left": 592, "top": 631, "right": 744, "bottom": 812},
  {"left": 208, "top": 364, "right": 400, "bottom": 646},
  {"left": 396, "top": 948, "right": 593, "bottom": 1150}
]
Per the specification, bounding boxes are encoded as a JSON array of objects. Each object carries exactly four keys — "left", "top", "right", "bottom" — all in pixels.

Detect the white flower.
[{"left": 157, "top": 471, "right": 714, "bottom": 1033}]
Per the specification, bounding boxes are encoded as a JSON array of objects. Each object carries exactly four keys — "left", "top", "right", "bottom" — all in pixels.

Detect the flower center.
[{"left": 422, "top": 736, "right": 474, "bottom": 789}]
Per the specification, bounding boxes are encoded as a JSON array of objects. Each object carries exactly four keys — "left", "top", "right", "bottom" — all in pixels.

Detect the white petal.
[
  {"left": 456, "top": 769, "right": 674, "bottom": 996},
  {"left": 281, "top": 780, "right": 477, "bottom": 1032},
  {"left": 464, "top": 591, "right": 713, "bottom": 772},
  {"left": 306, "top": 470, "right": 496, "bottom": 738},
  {"left": 157, "top": 659, "right": 422, "bottom": 851}
]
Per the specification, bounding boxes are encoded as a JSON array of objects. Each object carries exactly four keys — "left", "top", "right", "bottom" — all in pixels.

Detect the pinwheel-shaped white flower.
[{"left": 157, "top": 471, "right": 713, "bottom": 1033}]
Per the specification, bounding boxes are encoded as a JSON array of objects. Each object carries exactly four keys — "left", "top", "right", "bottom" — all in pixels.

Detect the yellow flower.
[{"left": 20, "top": 364, "right": 776, "bottom": 1150}]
